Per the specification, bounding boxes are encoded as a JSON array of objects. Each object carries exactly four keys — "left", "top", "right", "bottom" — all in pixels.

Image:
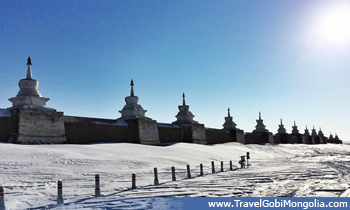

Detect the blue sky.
[{"left": 1, "top": 0, "right": 349, "bottom": 141}]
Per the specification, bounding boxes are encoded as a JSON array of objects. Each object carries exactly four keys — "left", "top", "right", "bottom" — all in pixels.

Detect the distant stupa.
[
  {"left": 253, "top": 112, "right": 269, "bottom": 133},
  {"left": 329, "top": 132, "right": 334, "bottom": 141},
  {"left": 291, "top": 121, "right": 299, "bottom": 134},
  {"left": 172, "top": 93, "right": 198, "bottom": 124},
  {"left": 119, "top": 80, "right": 147, "bottom": 120},
  {"left": 311, "top": 126, "right": 318, "bottom": 136},
  {"left": 277, "top": 119, "right": 287, "bottom": 134},
  {"left": 223, "top": 107, "right": 237, "bottom": 130},
  {"left": 318, "top": 127, "right": 324, "bottom": 138},
  {"left": 304, "top": 125, "right": 310, "bottom": 136}
]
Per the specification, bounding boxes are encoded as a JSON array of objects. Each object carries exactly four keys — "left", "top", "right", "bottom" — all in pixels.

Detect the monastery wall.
[
  {"left": 0, "top": 117, "right": 11, "bottom": 142},
  {"left": 158, "top": 124, "right": 184, "bottom": 143},
  {"left": 205, "top": 129, "right": 231, "bottom": 144},
  {"left": 64, "top": 116, "right": 128, "bottom": 144}
]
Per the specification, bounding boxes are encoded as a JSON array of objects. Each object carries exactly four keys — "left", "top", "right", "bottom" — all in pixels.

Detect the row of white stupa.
[{"left": 7, "top": 57, "right": 340, "bottom": 141}]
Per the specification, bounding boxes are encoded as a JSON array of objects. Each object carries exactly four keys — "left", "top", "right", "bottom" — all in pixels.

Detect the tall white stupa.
[
  {"left": 8, "top": 57, "right": 54, "bottom": 111},
  {"left": 7, "top": 57, "right": 66, "bottom": 144},
  {"left": 119, "top": 80, "right": 147, "bottom": 120}
]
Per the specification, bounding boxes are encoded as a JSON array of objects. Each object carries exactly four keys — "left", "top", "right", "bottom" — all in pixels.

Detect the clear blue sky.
[{"left": 1, "top": 0, "right": 349, "bottom": 141}]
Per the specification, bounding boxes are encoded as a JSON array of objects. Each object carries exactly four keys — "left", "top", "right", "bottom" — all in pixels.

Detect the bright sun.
[{"left": 315, "top": 4, "right": 350, "bottom": 45}]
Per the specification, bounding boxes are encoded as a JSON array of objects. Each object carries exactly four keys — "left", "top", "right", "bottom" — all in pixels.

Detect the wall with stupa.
[{"left": 0, "top": 58, "right": 343, "bottom": 145}]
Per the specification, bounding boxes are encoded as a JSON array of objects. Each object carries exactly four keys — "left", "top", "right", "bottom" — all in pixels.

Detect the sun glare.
[{"left": 315, "top": 4, "right": 350, "bottom": 45}]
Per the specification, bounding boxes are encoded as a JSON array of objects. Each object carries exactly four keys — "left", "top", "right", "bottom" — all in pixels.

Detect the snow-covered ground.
[{"left": 0, "top": 142, "right": 350, "bottom": 209}]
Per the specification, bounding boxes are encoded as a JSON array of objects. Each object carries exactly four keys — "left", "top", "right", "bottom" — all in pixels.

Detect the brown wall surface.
[
  {"left": 158, "top": 126, "right": 183, "bottom": 143},
  {"left": 290, "top": 134, "right": 303, "bottom": 144},
  {"left": 273, "top": 135, "right": 281, "bottom": 144},
  {"left": 206, "top": 129, "right": 231, "bottom": 144},
  {"left": 0, "top": 117, "right": 11, "bottom": 142},
  {"left": 65, "top": 123, "right": 129, "bottom": 144},
  {"left": 64, "top": 116, "right": 128, "bottom": 144},
  {"left": 244, "top": 133, "right": 263, "bottom": 144}
]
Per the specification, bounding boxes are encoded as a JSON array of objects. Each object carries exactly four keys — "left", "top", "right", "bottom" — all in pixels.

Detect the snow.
[
  {"left": 157, "top": 123, "right": 180, "bottom": 128},
  {"left": 92, "top": 119, "right": 128, "bottom": 126},
  {"left": 0, "top": 142, "right": 350, "bottom": 209},
  {"left": 0, "top": 109, "right": 10, "bottom": 117}
]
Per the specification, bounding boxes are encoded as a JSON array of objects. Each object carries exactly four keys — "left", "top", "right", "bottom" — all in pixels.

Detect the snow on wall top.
[
  {"left": 92, "top": 119, "right": 128, "bottom": 126},
  {"left": 157, "top": 123, "right": 180, "bottom": 128}
]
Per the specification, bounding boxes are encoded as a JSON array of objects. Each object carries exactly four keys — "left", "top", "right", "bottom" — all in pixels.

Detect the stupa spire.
[
  {"left": 304, "top": 125, "right": 310, "bottom": 136},
  {"left": 130, "top": 79, "right": 134, "bottom": 96},
  {"left": 26, "top": 57, "right": 32, "bottom": 79},
  {"left": 259, "top": 111, "right": 261, "bottom": 120},
  {"left": 311, "top": 125, "right": 317, "bottom": 136},
  {"left": 182, "top": 93, "right": 186, "bottom": 106},
  {"left": 228, "top": 107, "right": 230, "bottom": 117}
]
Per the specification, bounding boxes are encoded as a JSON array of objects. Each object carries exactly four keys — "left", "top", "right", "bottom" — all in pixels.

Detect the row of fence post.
[{"left": 0, "top": 155, "right": 251, "bottom": 207}]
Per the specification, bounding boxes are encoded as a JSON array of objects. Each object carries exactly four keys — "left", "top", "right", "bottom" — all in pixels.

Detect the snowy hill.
[{"left": 1, "top": 142, "right": 350, "bottom": 209}]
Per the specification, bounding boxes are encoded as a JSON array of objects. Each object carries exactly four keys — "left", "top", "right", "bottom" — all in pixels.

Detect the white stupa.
[
  {"left": 172, "top": 93, "right": 198, "bottom": 124},
  {"left": 291, "top": 121, "right": 299, "bottom": 134},
  {"left": 334, "top": 133, "right": 340, "bottom": 141},
  {"left": 329, "top": 132, "right": 334, "bottom": 141},
  {"left": 119, "top": 80, "right": 147, "bottom": 120},
  {"left": 253, "top": 112, "right": 269, "bottom": 133},
  {"left": 304, "top": 125, "right": 310, "bottom": 136},
  {"left": 318, "top": 127, "right": 324, "bottom": 138},
  {"left": 223, "top": 107, "right": 237, "bottom": 130},
  {"left": 8, "top": 57, "right": 54, "bottom": 111},
  {"left": 277, "top": 119, "right": 287, "bottom": 134}
]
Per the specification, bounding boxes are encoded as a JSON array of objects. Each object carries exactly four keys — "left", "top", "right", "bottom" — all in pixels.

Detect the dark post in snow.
[
  {"left": 230, "top": 160, "right": 233, "bottom": 170},
  {"left": 221, "top": 161, "right": 224, "bottom": 172},
  {"left": 187, "top": 165, "right": 191, "bottom": 179},
  {"left": 246, "top": 152, "right": 250, "bottom": 168},
  {"left": 95, "top": 174, "right": 101, "bottom": 197},
  {"left": 171, "top": 166, "right": 176, "bottom": 181},
  {"left": 0, "top": 186, "right": 5, "bottom": 210},
  {"left": 154, "top": 168, "right": 159, "bottom": 185},
  {"left": 200, "top": 164, "right": 203, "bottom": 176},
  {"left": 211, "top": 161, "right": 215, "bottom": 173},
  {"left": 132, "top": 174, "right": 136, "bottom": 189},
  {"left": 57, "top": 180, "right": 64, "bottom": 205}
]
